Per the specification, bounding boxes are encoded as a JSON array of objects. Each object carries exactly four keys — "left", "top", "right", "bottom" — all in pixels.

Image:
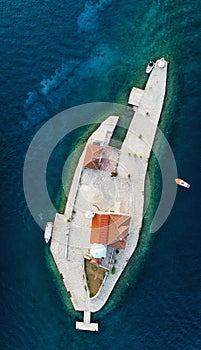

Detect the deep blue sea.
[{"left": 1, "top": 1, "right": 201, "bottom": 349}]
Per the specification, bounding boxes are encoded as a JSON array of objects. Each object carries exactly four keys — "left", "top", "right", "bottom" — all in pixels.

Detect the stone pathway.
[{"left": 50, "top": 59, "right": 168, "bottom": 326}]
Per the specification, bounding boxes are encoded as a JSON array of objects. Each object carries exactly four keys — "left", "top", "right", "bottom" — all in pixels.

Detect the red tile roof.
[
  {"left": 91, "top": 213, "right": 130, "bottom": 249},
  {"left": 108, "top": 214, "right": 130, "bottom": 249},
  {"left": 83, "top": 144, "right": 102, "bottom": 170},
  {"left": 91, "top": 214, "right": 109, "bottom": 245}
]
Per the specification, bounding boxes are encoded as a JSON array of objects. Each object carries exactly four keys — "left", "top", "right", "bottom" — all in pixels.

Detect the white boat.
[
  {"left": 146, "top": 61, "right": 155, "bottom": 73},
  {"left": 44, "top": 222, "right": 53, "bottom": 243},
  {"left": 175, "top": 178, "right": 190, "bottom": 188}
]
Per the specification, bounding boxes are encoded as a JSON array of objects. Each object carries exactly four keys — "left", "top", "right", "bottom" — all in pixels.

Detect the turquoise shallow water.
[{"left": 0, "top": 1, "right": 201, "bottom": 349}]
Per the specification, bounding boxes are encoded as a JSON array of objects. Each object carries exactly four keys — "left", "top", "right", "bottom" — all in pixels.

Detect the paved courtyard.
[{"left": 50, "top": 59, "right": 168, "bottom": 323}]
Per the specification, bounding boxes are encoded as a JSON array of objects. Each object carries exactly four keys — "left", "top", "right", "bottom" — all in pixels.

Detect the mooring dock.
[
  {"left": 50, "top": 58, "right": 168, "bottom": 331},
  {"left": 76, "top": 311, "right": 98, "bottom": 332}
]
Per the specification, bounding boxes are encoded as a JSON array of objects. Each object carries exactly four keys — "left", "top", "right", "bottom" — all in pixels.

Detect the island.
[{"left": 49, "top": 58, "right": 168, "bottom": 331}]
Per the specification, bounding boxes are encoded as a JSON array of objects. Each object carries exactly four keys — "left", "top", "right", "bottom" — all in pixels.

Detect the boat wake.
[
  {"left": 77, "top": 0, "right": 112, "bottom": 34},
  {"left": 23, "top": 44, "right": 114, "bottom": 130}
]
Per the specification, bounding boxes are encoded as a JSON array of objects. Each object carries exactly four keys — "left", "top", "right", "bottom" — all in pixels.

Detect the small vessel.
[
  {"left": 175, "top": 178, "right": 190, "bottom": 188},
  {"left": 146, "top": 61, "right": 155, "bottom": 73},
  {"left": 44, "top": 222, "right": 53, "bottom": 243}
]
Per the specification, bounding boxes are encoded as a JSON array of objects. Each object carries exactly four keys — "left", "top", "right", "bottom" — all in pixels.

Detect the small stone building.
[{"left": 90, "top": 212, "right": 130, "bottom": 249}]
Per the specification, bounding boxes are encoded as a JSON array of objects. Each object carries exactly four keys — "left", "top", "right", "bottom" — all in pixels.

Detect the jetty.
[{"left": 50, "top": 58, "right": 168, "bottom": 331}]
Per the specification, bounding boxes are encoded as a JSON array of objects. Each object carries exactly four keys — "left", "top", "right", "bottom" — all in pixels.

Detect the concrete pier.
[
  {"left": 76, "top": 311, "right": 98, "bottom": 332},
  {"left": 50, "top": 58, "right": 168, "bottom": 330}
]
